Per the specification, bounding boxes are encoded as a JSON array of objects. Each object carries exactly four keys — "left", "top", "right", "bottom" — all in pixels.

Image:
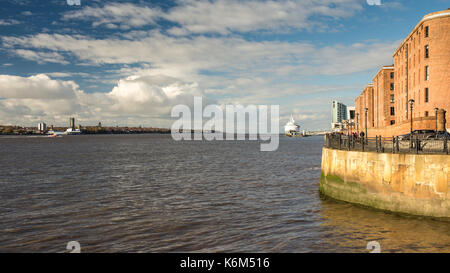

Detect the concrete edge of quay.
[{"left": 320, "top": 147, "right": 450, "bottom": 219}]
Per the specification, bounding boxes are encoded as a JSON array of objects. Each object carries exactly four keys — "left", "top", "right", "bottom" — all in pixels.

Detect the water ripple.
[{"left": 0, "top": 135, "right": 448, "bottom": 252}]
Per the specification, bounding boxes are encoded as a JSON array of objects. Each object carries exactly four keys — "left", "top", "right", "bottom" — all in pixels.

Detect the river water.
[{"left": 0, "top": 134, "right": 448, "bottom": 252}]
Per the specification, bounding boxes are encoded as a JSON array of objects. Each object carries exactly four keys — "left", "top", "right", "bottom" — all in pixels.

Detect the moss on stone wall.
[{"left": 320, "top": 148, "right": 450, "bottom": 218}]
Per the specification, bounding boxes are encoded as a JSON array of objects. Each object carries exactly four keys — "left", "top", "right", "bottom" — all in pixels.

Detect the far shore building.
[
  {"left": 70, "top": 117, "right": 75, "bottom": 130},
  {"left": 37, "top": 122, "right": 47, "bottom": 132},
  {"left": 331, "top": 100, "right": 347, "bottom": 132},
  {"left": 354, "top": 9, "right": 450, "bottom": 137}
]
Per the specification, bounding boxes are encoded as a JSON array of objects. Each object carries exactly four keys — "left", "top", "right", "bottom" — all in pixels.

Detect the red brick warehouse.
[{"left": 355, "top": 9, "right": 450, "bottom": 137}]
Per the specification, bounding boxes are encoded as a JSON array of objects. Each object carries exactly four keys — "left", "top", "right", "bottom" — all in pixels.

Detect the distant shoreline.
[
  {"left": 0, "top": 126, "right": 171, "bottom": 136},
  {"left": 0, "top": 132, "right": 172, "bottom": 137}
]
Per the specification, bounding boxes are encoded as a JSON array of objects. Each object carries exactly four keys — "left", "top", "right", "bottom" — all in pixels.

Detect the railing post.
[
  {"left": 376, "top": 136, "right": 379, "bottom": 153},
  {"left": 348, "top": 134, "right": 350, "bottom": 151},
  {"left": 396, "top": 136, "right": 399, "bottom": 153},
  {"left": 378, "top": 136, "right": 381, "bottom": 152},
  {"left": 362, "top": 136, "right": 365, "bottom": 152},
  {"left": 379, "top": 136, "right": 381, "bottom": 152},
  {"left": 415, "top": 134, "right": 419, "bottom": 154},
  {"left": 339, "top": 134, "right": 342, "bottom": 150},
  {"left": 445, "top": 133, "right": 448, "bottom": 154},
  {"left": 349, "top": 135, "right": 352, "bottom": 150},
  {"left": 409, "top": 135, "right": 412, "bottom": 153},
  {"left": 392, "top": 136, "right": 395, "bottom": 153}
]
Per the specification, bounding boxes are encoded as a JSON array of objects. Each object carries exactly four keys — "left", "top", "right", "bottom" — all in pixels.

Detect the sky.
[{"left": 0, "top": 0, "right": 449, "bottom": 130}]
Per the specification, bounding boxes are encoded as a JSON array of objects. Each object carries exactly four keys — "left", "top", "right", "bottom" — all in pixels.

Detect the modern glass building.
[{"left": 332, "top": 101, "right": 347, "bottom": 124}]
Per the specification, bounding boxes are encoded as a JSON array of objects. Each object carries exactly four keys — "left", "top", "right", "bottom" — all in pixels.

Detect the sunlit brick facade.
[
  {"left": 373, "top": 66, "right": 395, "bottom": 128},
  {"left": 353, "top": 9, "right": 450, "bottom": 137},
  {"left": 393, "top": 9, "right": 450, "bottom": 129}
]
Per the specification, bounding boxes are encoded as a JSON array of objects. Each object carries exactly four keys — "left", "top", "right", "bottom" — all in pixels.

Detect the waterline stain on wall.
[{"left": 320, "top": 148, "right": 450, "bottom": 218}]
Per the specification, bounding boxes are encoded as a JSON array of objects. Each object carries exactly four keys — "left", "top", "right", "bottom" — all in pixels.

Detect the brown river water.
[{"left": 0, "top": 134, "right": 448, "bottom": 252}]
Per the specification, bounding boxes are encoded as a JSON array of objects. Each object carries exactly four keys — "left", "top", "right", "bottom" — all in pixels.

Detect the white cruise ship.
[
  {"left": 65, "top": 128, "right": 81, "bottom": 135},
  {"left": 284, "top": 115, "right": 300, "bottom": 136}
]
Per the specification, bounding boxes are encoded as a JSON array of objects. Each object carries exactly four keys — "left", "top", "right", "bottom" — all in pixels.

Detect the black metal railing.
[{"left": 324, "top": 133, "right": 449, "bottom": 155}]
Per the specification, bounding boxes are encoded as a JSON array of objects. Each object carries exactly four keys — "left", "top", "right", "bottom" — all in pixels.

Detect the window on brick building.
[
  {"left": 425, "top": 66, "right": 429, "bottom": 81},
  {"left": 425, "top": 26, "right": 429, "bottom": 37},
  {"left": 390, "top": 72, "right": 394, "bottom": 79},
  {"left": 425, "top": 111, "right": 429, "bottom": 117},
  {"left": 390, "top": 120, "right": 395, "bottom": 125},
  {"left": 390, "top": 107, "right": 395, "bottom": 116},
  {"left": 425, "top": 45, "right": 429, "bottom": 58},
  {"left": 425, "top": 88, "right": 429, "bottom": 103},
  {"left": 390, "top": 94, "right": 395, "bottom": 103},
  {"left": 390, "top": 83, "right": 394, "bottom": 91}
]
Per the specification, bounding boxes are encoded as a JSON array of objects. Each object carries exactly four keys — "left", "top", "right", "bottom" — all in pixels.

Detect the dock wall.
[{"left": 320, "top": 147, "right": 450, "bottom": 218}]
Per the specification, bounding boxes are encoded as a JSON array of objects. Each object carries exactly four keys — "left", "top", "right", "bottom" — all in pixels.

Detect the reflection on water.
[
  {"left": 0, "top": 134, "right": 448, "bottom": 253},
  {"left": 319, "top": 198, "right": 450, "bottom": 253}
]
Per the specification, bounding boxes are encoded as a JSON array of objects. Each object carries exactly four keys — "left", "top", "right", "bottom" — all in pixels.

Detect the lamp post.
[
  {"left": 356, "top": 113, "right": 359, "bottom": 134},
  {"left": 409, "top": 99, "right": 415, "bottom": 134},
  {"left": 365, "top": 108, "right": 368, "bottom": 138},
  {"left": 435, "top": 108, "right": 439, "bottom": 136}
]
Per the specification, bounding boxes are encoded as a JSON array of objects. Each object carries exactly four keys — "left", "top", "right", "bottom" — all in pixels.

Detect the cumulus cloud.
[
  {"left": 106, "top": 75, "right": 204, "bottom": 115},
  {"left": 0, "top": 75, "right": 82, "bottom": 124},
  {"left": 0, "top": 74, "right": 78, "bottom": 99},
  {"left": 0, "top": 74, "right": 205, "bottom": 127}
]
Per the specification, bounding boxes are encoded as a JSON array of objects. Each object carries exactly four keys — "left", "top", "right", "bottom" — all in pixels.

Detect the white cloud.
[
  {"left": 0, "top": 74, "right": 78, "bottom": 99},
  {"left": 0, "top": 0, "right": 398, "bottom": 130},
  {"left": 106, "top": 74, "right": 204, "bottom": 115},
  {"left": 0, "top": 75, "right": 82, "bottom": 125},
  {"left": 164, "top": 0, "right": 363, "bottom": 35},
  {"left": 0, "top": 74, "right": 205, "bottom": 127},
  {"left": 13, "top": 49, "right": 69, "bottom": 64},
  {"left": 62, "top": 2, "right": 161, "bottom": 29},
  {"left": 0, "top": 30, "right": 398, "bottom": 130},
  {"left": 2, "top": 32, "right": 398, "bottom": 77},
  {"left": 0, "top": 19, "right": 20, "bottom": 26},
  {"left": 379, "top": 1, "right": 406, "bottom": 10},
  {"left": 45, "top": 72, "right": 91, "bottom": 78},
  {"left": 60, "top": 1, "right": 363, "bottom": 35}
]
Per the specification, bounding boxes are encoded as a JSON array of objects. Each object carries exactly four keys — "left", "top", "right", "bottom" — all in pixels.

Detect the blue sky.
[{"left": 0, "top": 0, "right": 449, "bottom": 129}]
